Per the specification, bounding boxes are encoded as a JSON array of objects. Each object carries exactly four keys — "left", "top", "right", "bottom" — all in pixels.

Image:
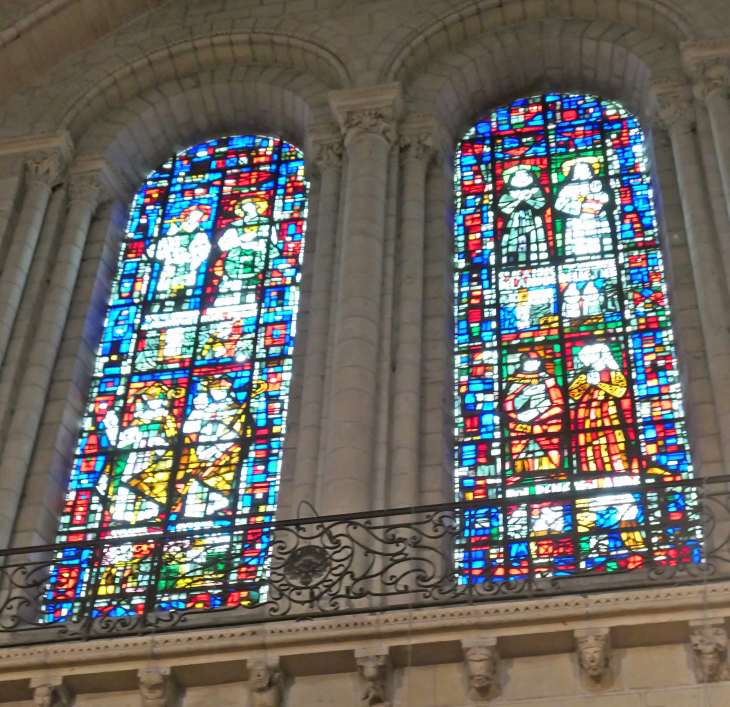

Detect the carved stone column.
[
  {"left": 690, "top": 56, "right": 730, "bottom": 222},
  {"left": 323, "top": 84, "right": 403, "bottom": 514},
  {"left": 139, "top": 667, "right": 178, "bottom": 707},
  {"left": 389, "top": 116, "right": 438, "bottom": 508},
  {"left": 655, "top": 88, "right": 730, "bottom": 474},
  {"left": 29, "top": 677, "right": 71, "bottom": 707},
  {"left": 0, "top": 170, "right": 102, "bottom": 548},
  {"left": 0, "top": 150, "right": 64, "bottom": 370},
  {"left": 291, "top": 124, "right": 343, "bottom": 515}
]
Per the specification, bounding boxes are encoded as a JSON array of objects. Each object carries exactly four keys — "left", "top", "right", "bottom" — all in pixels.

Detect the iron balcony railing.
[{"left": 0, "top": 474, "right": 727, "bottom": 645}]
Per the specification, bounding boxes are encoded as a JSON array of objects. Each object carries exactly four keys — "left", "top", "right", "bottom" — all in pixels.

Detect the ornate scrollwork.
[{"left": 283, "top": 545, "right": 330, "bottom": 586}]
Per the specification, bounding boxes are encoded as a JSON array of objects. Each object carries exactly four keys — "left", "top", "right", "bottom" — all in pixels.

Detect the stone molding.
[
  {"left": 306, "top": 123, "right": 343, "bottom": 173},
  {"left": 329, "top": 83, "right": 403, "bottom": 148},
  {"left": 26, "top": 149, "right": 65, "bottom": 188},
  {"left": 689, "top": 619, "right": 730, "bottom": 683},
  {"left": 138, "top": 666, "right": 178, "bottom": 707},
  {"left": 462, "top": 637, "right": 500, "bottom": 701},
  {"left": 355, "top": 647, "right": 391, "bottom": 707},
  {"left": 574, "top": 627, "right": 613, "bottom": 692},
  {"left": 247, "top": 657, "right": 282, "bottom": 707},
  {"left": 29, "top": 676, "right": 71, "bottom": 707}
]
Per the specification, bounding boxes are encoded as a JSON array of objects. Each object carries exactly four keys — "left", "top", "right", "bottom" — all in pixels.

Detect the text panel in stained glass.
[
  {"left": 454, "top": 95, "right": 700, "bottom": 581},
  {"left": 46, "top": 136, "right": 307, "bottom": 621}
]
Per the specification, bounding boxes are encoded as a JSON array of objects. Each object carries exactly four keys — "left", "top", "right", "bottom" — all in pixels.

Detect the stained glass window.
[
  {"left": 46, "top": 136, "right": 307, "bottom": 621},
  {"left": 454, "top": 95, "right": 698, "bottom": 578}
]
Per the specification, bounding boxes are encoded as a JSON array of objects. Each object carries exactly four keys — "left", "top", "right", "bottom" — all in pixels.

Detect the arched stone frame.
[
  {"left": 396, "top": 15, "right": 727, "bottom": 507},
  {"left": 1, "top": 38, "right": 348, "bottom": 549},
  {"left": 0, "top": 0, "right": 722, "bottom": 551}
]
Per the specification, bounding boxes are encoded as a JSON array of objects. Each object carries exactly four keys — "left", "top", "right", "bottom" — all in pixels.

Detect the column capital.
[
  {"left": 652, "top": 85, "right": 696, "bottom": 132},
  {"left": 398, "top": 114, "right": 449, "bottom": 165},
  {"left": 329, "top": 83, "right": 403, "bottom": 148},
  {"left": 306, "top": 122, "right": 344, "bottom": 172},
  {"left": 26, "top": 149, "right": 65, "bottom": 188},
  {"left": 693, "top": 59, "right": 730, "bottom": 103},
  {"left": 68, "top": 170, "right": 103, "bottom": 208}
]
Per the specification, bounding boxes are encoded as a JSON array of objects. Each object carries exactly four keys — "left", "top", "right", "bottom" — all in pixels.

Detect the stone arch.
[
  {"left": 77, "top": 66, "right": 329, "bottom": 191},
  {"left": 380, "top": 0, "right": 693, "bottom": 88},
  {"left": 402, "top": 19, "right": 682, "bottom": 144}
]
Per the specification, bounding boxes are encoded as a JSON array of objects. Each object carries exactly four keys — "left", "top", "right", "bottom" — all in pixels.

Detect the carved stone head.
[
  {"left": 247, "top": 658, "right": 281, "bottom": 707},
  {"left": 33, "top": 685, "right": 54, "bottom": 707},
  {"left": 462, "top": 641, "right": 500, "bottom": 701},
  {"left": 577, "top": 632, "right": 610, "bottom": 680},
  {"left": 139, "top": 668, "right": 173, "bottom": 707},
  {"left": 249, "top": 660, "right": 276, "bottom": 692},
  {"left": 356, "top": 654, "right": 390, "bottom": 707},
  {"left": 691, "top": 626, "right": 730, "bottom": 683}
]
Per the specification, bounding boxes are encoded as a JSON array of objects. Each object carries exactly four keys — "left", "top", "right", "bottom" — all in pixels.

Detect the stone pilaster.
[
  {"left": 0, "top": 169, "right": 102, "bottom": 548},
  {"left": 322, "top": 83, "right": 402, "bottom": 514},
  {"left": 289, "top": 123, "right": 343, "bottom": 516},
  {"left": 0, "top": 149, "right": 65, "bottom": 371},
  {"left": 654, "top": 85, "right": 730, "bottom": 475},
  {"left": 389, "top": 115, "right": 441, "bottom": 509}
]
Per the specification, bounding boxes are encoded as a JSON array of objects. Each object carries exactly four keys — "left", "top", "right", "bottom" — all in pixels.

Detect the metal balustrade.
[{"left": 0, "top": 474, "right": 725, "bottom": 645}]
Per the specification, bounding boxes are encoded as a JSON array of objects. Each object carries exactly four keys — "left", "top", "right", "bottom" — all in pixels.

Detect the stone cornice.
[
  {"left": 0, "top": 131, "right": 74, "bottom": 165},
  {"left": 1, "top": 581, "right": 730, "bottom": 681}
]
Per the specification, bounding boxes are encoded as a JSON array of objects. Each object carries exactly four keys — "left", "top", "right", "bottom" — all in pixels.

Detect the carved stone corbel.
[
  {"left": 247, "top": 657, "right": 282, "bottom": 707},
  {"left": 138, "top": 666, "right": 178, "bottom": 707},
  {"left": 29, "top": 677, "right": 71, "bottom": 707},
  {"left": 690, "top": 621, "right": 730, "bottom": 683},
  {"left": 462, "top": 637, "right": 500, "bottom": 701},
  {"left": 355, "top": 648, "right": 391, "bottom": 707},
  {"left": 575, "top": 628, "right": 613, "bottom": 691}
]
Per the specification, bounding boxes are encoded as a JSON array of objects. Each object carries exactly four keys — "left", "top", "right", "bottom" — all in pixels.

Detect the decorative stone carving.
[
  {"left": 26, "top": 149, "right": 64, "bottom": 187},
  {"left": 692, "top": 59, "right": 730, "bottom": 102},
  {"left": 68, "top": 171, "right": 102, "bottom": 209},
  {"left": 398, "top": 131, "right": 435, "bottom": 164},
  {"left": 462, "top": 638, "right": 500, "bottom": 701},
  {"left": 690, "top": 623, "right": 730, "bottom": 683},
  {"left": 29, "top": 677, "right": 71, "bottom": 707},
  {"left": 138, "top": 666, "right": 177, "bottom": 707},
  {"left": 355, "top": 651, "right": 390, "bottom": 707},
  {"left": 654, "top": 89, "right": 696, "bottom": 133},
  {"left": 329, "top": 83, "right": 403, "bottom": 149},
  {"left": 575, "top": 628, "right": 613, "bottom": 690},
  {"left": 247, "top": 658, "right": 282, "bottom": 707}
]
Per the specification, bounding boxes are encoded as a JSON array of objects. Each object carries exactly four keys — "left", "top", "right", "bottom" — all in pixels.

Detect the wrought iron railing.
[{"left": 0, "top": 475, "right": 727, "bottom": 645}]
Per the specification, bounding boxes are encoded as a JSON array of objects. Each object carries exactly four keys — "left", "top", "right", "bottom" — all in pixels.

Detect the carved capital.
[
  {"left": 462, "top": 638, "right": 500, "bottom": 701},
  {"left": 247, "top": 658, "right": 282, "bottom": 707},
  {"left": 330, "top": 83, "right": 403, "bottom": 149},
  {"left": 575, "top": 628, "right": 613, "bottom": 691},
  {"left": 690, "top": 623, "right": 729, "bottom": 683},
  {"left": 68, "top": 171, "right": 102, "bottom": 208},
  {"left": 692, "top": 59, "right": 730, "bottom": 103},
  {"left": 654, "top": 90, "right": 696, "bottom": 132},
  {"left": 139, "top": 667, "right": 177, "bottom": 707},
  {"left": 398, "top": 132, "right": 435, "bottom": 164},
  {"left": 355, "top": 650, "right": 391, "bottom": 707},
  {"left": 307, "top": 124, "right": 344, "bottom": 173},
  {"left": 29, "top": 677, "right": 71, "bottom": 707},
  {"left": 26, "top": 149, "right": 64, "bottom": 188}
]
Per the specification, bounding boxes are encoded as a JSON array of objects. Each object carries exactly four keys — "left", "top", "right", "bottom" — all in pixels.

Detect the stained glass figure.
[
  {"left": 45, "top": 136, "right": 307, "bottom": 622},
  {"left": 454, "top": 95, "right": 700, "bottom": 581}
]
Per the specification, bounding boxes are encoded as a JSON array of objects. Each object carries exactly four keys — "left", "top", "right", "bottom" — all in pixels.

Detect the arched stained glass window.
[
  {"left": 47, "top": 136, "right": 307, "bottom": 621},
  {"left": 454, "top": 95, "right": 698, "bottom": 577}
]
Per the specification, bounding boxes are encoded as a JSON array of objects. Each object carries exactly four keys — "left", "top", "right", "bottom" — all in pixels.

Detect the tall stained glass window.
[
  {"left": 46, "top": 136, "right": 307, "bottom": 621},
  {"left": 454, "top": 95, "right": 698, "bottom": 578}
]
